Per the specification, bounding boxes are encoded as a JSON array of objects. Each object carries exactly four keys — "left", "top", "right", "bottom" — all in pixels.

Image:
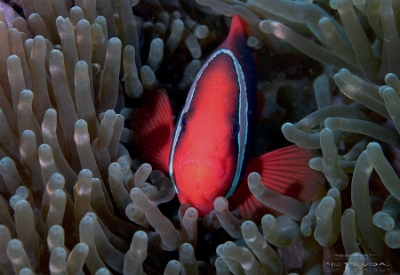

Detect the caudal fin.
[
  {"left": 130, "top": 88, "right": 174, "bottom": 173},
  {"left": 230, "top": 145, "right": 325, "bottom": 220}
]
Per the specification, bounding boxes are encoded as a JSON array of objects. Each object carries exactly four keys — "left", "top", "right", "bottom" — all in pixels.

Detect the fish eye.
[
  {"left": 181, "top": 113, "right": 187, "bottom": 130},
  {"left": 231, "top": 120, "right": 240, "bottom": 137}
]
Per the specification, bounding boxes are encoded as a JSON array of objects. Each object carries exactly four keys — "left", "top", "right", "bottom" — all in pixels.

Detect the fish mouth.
[
  {"left": 178, "top": 153, "right": 226, "bottom": 179},
  {"left": 179, "top": 152, "right": 225, "bottom": 169},
  {"left": 174, "top": 153, "right": 230, "bottom": 215}
]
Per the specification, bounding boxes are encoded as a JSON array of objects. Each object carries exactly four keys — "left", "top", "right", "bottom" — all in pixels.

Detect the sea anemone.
[{"left": 0, "top": 0, "right": 399, "bottom": 274}]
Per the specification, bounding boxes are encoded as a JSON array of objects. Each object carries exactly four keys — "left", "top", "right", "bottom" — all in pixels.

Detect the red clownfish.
[{"left": 131, "top": 15, "right": 324, "bottom": 219}]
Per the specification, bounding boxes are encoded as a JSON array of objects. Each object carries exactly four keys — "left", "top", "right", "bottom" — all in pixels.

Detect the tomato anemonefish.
[{"left": 131, "top": 15, "right": 324, "bottom": 219}]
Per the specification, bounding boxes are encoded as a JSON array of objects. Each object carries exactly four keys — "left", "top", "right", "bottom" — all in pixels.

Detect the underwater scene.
[{"left": 0, "top": 0, "right": 399, "bottom": 274}]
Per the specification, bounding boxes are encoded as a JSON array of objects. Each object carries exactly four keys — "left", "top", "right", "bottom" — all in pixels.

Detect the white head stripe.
[{"left": 169, "top": 49, "right": 248, "bottom": 196}]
